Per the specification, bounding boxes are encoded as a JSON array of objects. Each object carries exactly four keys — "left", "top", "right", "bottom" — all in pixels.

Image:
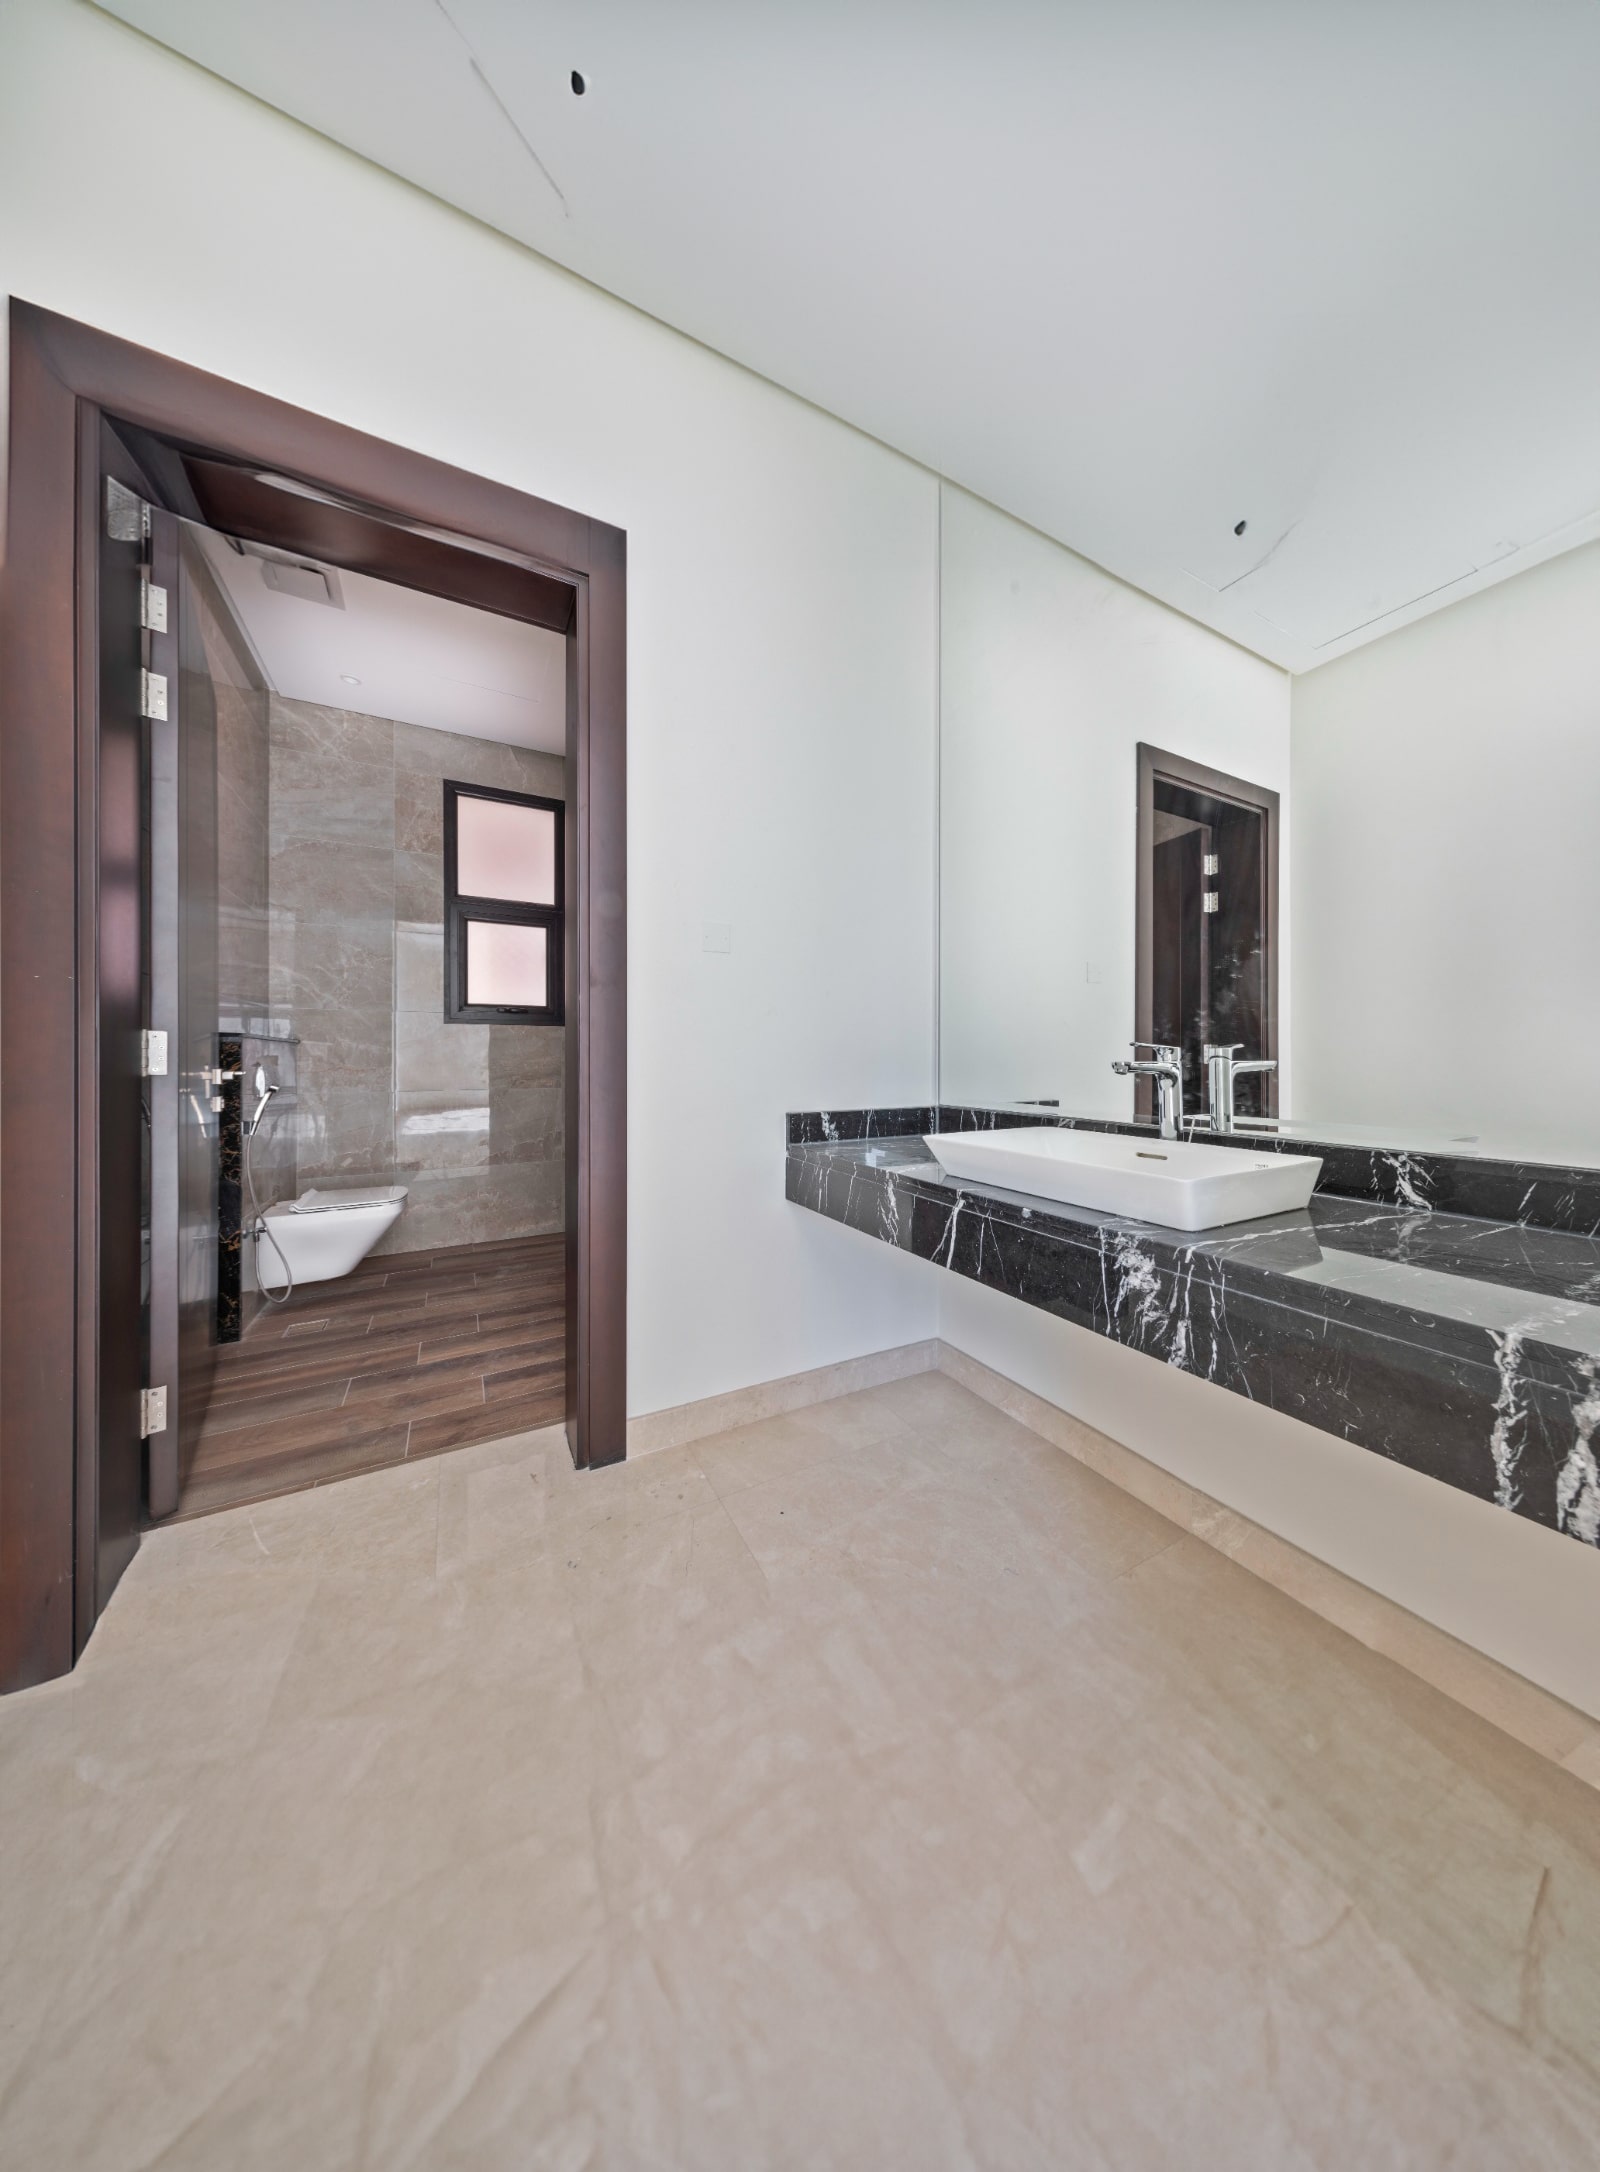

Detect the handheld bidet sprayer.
[
  {"left": 246, "top": 1064, "right": 278, "bottom": 1137},
  {"left": 242, "top": 1062, "right": 293, "bottom": 1304}
]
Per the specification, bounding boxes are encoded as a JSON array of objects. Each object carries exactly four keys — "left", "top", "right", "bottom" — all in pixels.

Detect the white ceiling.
[
  {"left": 197, "top": 528, "right": 568, "bottom": 751},
  {"left": 101, "top": 1, "right": 1600, "bottom": 671}
]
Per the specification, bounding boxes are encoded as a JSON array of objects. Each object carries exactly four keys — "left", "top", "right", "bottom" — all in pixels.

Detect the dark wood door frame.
[
  {"left": 1134, "top": 742, "right": 1279, "bottom": 1125},
  {"left": 0, "top": 302, "right": 627, "bottom": 1691}
]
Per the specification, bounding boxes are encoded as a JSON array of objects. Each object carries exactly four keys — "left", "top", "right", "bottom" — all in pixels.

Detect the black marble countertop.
[
  {"left": 785, "top": 1114, "right": 1600, "bottom": 1549},
  {"left": 787, "top": 1104, "right": 1600, "bottom": 1237}
]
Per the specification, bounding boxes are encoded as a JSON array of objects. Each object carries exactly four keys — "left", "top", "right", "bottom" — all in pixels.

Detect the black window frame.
[{"left": 443, "top": 779, "right": 565, "bottom": 1025}]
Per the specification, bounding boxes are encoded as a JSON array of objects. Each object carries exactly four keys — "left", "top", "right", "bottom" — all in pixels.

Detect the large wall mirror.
[{"left": 937, "top": 482, "right": 1600, "bottom": 1168}]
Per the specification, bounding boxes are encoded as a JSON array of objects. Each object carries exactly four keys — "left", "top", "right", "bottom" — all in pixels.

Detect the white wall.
[
  {"left": 939, "top": 486, "right": 1291, "bottom": 1111},
  {"left": 1292, "top": 539, "right": 1600, "bottom": 1162},
  {"left": 940, "top": 1277, "right": 1600, "bottom": 1720},
  {"left": 0, "top": 0, "right": 939, "bottom": 1419},
  {"left": 4, "top": 3, "right": 1589, "bottom": 1715}
]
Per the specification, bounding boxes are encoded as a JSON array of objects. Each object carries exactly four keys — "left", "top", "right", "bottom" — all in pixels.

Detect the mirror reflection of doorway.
[{"left": 1136, "top": 746, "right": 1279, "bottom": 1124}]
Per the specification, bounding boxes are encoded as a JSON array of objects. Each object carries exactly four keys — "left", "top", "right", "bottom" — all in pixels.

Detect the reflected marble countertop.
[
  {"left": 969, "top": 1099, "right": 1600, "bottom": 1171},
  {"left": 785, "top": 1121, "right": 1600, "bottom": 1549}
]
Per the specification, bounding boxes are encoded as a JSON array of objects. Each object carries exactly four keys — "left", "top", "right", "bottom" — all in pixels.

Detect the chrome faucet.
[
  {"left": 1111, "top": 1042, "right": 1184, "bottom": 1140},
  {"left": 1203, "top": 1044, "right": 1277, "bottom": 1134}
]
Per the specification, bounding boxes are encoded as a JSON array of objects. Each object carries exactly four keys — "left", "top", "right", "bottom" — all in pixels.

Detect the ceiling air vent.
[{"left": 258, "top": 557, "right": 343, "bottom": 608}]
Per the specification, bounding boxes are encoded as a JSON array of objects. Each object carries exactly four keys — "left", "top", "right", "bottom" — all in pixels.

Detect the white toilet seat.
[
  {"left": 288, "top": 1183, "right": 409, "bottom": 1216},
  {"left": 259, "top": 1184, "right": 408, "bottom": 1290}
]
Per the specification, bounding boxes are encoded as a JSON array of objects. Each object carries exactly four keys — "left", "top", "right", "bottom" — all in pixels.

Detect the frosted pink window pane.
[
  {"left": 456, "top": 795, "right": 556, "bottom": 904},
  {"left": 466, "top": 920, "right": 547, "bottom": 1007}
]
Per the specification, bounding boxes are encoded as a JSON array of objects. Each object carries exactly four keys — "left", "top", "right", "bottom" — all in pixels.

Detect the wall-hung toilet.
[{"left": 257, "top": 1185, "right": 407, "bottom": 1291}]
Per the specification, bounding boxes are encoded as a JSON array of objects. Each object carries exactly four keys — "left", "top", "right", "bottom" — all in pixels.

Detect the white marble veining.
[{"left": 2, "top": 1378, "right": 1597, "bottom": 2166}]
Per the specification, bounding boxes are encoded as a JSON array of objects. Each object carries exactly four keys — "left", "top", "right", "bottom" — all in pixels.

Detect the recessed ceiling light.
[{"left": 340, "top": 674, "right": 362, "bottom": 685}]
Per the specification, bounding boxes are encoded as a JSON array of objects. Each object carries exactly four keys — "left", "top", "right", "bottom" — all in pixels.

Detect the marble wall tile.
[
  {"left": 216, "top": 686, "right": 269, "bottom": 898},
  {"left": 372, "top": 1159, "right": 563, "bottom": 1255},
  {"left": 270, "top": 912, "right": 394, "bottom": 1017},
  {"left": 217, "top": 910, "right": 269, "bottom": 1035},
  {"left": 269, "top": 698, "right": 394, "bottom": 843},
  {"left": 292, "top": 1085, "right": 397, "bottom": 1184},
  {"left": 393, "top": 1092, "right": 491, "bottom": 1175},
  {"left": 393, "top": 773, "right": 444, "bottom": 862},
  {"left": 290, "top": 1008, "right": 394, "bottom": 1093},
  {"left": 268, "top": 837, "right": 394, "bottom": 922},
  {"left": 392, "top": 846, "right": 444, "bottom": 925},
  {"left": 215, "top": 680, "right": 270, "bottom": 1009},
  {"left": 488, "top": 1024, "right": 566, "bottom": 1090},
  {"left": 490, "top": 1085, "right": 563, "bottom": 1163},
  {"left": 209, "top": 619, "right": 272, "bottom": 1037},
  {"left": 269, "top": 697, "right": 566, "bottom": 1248},
  {"left": 395, "top": 1013, "right": 490, "bottom": 1095},
  {"left": 394, "top": 919, "right": 444, "bottom": 1015},
  {"left": 392, "top": 719, "right": 564, "bottom": 799}
]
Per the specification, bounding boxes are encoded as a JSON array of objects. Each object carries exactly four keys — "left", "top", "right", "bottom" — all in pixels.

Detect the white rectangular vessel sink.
[{"left": 922, "top": 1127, "right": 1322, "bottom": 1231}]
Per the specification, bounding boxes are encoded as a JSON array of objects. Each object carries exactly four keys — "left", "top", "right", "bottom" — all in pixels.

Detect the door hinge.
[
  {"left": 105, "top": 476, "right": 148, "bottom": 543},
  {"left": 140, "top": 576, "right": 169, "bottom": 633},
  {"left": 140, "top": 1386, "right": 168, "bottom": 1438},
  {"left": 1202, "top": 853, "right": 1219, "bottom": 877},
  {"left": 141, "top": 1029, "right": 169, "bottom": 1077},
  {"left": 1202, "top": 890, "right": 1219, "bottom": 915},
  {"left": 140, "top": 669, "right": 168, "bottom": 721}
]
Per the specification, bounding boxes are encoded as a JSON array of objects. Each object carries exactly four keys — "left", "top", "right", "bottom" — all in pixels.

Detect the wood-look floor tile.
[
  {"left": 179, "top": 1233, "right": 564, "bottom": 1516},
  {"left": 475, "top": 1265, "right": 554, "bottom": 1291},
  {"left": 188, "top": 1406, "right": 413, "bottom": 1474},
  {"left": 377, "top": 1267, "right": 482, "bottom": 1297},
  {"left": 350, "top": 1299, "right": 434, "bottom": 1329},
  {"left": 406, "top": 1394, "right": 561, "bottom": 1460},
  {"left": 339, "top": 1373, "right": 488, "bottom": 1419},
  {"left": 475, "top": 1292, "right": 565, "bottom": 1324},
  {"left": 200, "top": 1382, "right": 348, "bottom": 1434},
  {"left": 340, "top": 1352, "right": 499, "bottom": 1404},
  {"left": 223, "top": 1326, "right": 428, "bottom": 1382},
  {"left": 417, "top": 1289, "right": 494, "bottom": 1324},
  {"left": 415, "top": 1319, "right": 554, "bottom": 1365},
  {"left": 484, "top": 1357, "right": 565, "bottom": 1403},
  {"left": 172, "top": 1431, "right": 413, "bottom": 1518}
]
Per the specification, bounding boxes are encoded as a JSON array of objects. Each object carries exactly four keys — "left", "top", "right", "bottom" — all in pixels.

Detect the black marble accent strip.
[
  {"left": 784, "top": 1128, "right": 1600, "bottom": 1550},
  {"left": 785, "top": 1107, "right": 1600, "bottom": 1238},
  {"left": 216, "top": 1034, "right": 243, "bottom": 1344},
  {"left": 786, "top": 1107, "right": 937, "bottom": 1146}
]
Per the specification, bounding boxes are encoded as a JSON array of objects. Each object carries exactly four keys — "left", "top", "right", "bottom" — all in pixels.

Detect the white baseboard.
[{"left": 626, "top": 1338, "right": 941, "bottom": 1458}]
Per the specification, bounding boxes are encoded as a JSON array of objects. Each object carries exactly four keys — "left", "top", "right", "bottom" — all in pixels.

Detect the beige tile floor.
[{"left": 3, "top": 1372, "right": 1598, "bottom": 2170}]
